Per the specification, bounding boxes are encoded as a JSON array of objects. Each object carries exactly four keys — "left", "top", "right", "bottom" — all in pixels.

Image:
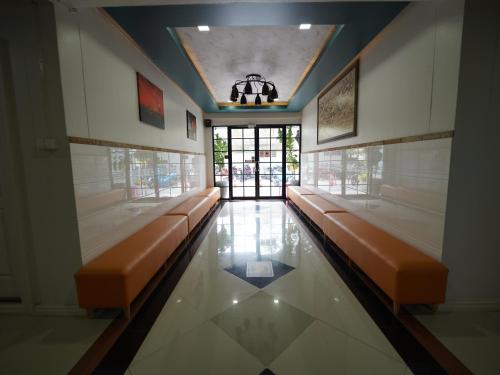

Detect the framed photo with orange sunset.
[{"left": 136, "top": 72, "right": 165, "bottom": 129}]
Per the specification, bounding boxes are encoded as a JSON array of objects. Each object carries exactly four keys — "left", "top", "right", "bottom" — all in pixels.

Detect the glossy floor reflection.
[{"left": 127, "top": 201, "right": 411, "bottom": 375}]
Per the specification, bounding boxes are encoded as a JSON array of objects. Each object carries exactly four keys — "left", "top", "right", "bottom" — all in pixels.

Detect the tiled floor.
[
  {"left": 0, "top": 313, "right": 111, "bottom": 374},
  {"left": 415, "top": 310, "right": 500, "bottom": 375},
  {"left": 126, "top": 201, "right": 411, "bottom": 374}
]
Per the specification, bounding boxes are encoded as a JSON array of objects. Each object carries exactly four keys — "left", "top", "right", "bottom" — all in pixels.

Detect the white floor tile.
[
  {"left": 129, "top": 321, "right": 262, "bottom": 375},
  {"left": 0, "top": 314, "right": 110, "bottom": 375}
]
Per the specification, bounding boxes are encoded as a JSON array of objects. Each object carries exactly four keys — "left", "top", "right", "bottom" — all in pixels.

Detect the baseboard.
[
  {"left": 440, "top": 299, "right": 500, "bottom": 312},
  {"left": 33, "top": 304, "right": 86, "bottom": 317}
]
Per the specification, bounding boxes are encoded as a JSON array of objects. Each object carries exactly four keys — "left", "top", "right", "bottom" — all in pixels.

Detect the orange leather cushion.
[
  {"left": 196, "top": 187, "right": 221, "bottom": 207},
  {"left": 74, "top": 215, "right": 188, "bottom": 308},
  {"left": 300, "top": 195, "right": 346, "bottom": 227},
  {"left": 289, "top": 190, "right": 306, "bottom": 210},
  {"left": 166, "top": 196, "right": 212, "bottom": 232},
  {"left": 287, "top": 186, "right": 314, "bottom": 196},
  {"left": 287, "top": 187, "right": 308, "bottom": 208},
  {"left": 323, "top": 213, "right": 448, "bottom": 304}
]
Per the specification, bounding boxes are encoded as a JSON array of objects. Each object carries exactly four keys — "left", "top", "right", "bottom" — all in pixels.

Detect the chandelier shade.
[
  {"left": 262, "top": 82, "right": 270, "bottom": 96},
  {"left": 255, "top": 93, "right": 262, "bottom": 105},
  {"left": 231, "top": 85, "right": 239, "bottom": 99},
  {"left": 244, "top": 81, "right": 253, "bottom": 95},
  {"left": 230, "top": 74, "right": 278, "bottom": 106},
  {"left": 270, "top": 87, "right": 278, "bottom": 100}
]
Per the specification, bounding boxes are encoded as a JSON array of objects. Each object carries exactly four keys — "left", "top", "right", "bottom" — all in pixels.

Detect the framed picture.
[
  {"left": 186, "top": 110, "right": 197, "bottom": 141},
  {"left": 317, "top": 60, "right": 359, "bottom": 144},
  {"left": 136, "top": 72, "right": 165, "bottom": 129}
]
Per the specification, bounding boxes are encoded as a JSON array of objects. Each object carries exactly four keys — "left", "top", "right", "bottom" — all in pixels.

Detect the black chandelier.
[{"left": 230, "top": 74, "right": 278, "bottom": 105}]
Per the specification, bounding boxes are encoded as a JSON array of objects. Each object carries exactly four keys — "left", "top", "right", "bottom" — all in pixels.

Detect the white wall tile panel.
[
  {"left": 301, "top": 138, "right": 451, "bottom": 259},
  {"left": 70, "top": 143, "right": 206, "bottom": 264}
]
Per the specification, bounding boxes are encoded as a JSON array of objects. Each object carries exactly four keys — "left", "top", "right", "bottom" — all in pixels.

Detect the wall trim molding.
[
  {"left": 303, "top": 130, "right": 454, "bottom": 154},
  {"left": 68, "top": 136, "right": 205, "bottom": 155}
]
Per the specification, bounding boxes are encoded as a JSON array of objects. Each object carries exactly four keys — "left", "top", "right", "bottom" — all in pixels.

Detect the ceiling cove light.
[
  {"left": 230, "top": 74, "right": 278, "bottom": 106},
  {"left": 197, "top": 25, "right": 210, "bottom": 32},
  {"left": 299, "top": 24, "right": 311, "bottom": 30}
]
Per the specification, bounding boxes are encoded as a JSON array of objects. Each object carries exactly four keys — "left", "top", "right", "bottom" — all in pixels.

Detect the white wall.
[
  {"left": 56, "top": 6, "right": 205, "bottom": 154},
  {"left": 301, "top": 0, "right": 464, "bottom": 152},
  {"left": 54, "top": 7, "right": 209, "bottom": 266},
  {"left": 299, "top": 0, "right": 464, "bottom": 260}
]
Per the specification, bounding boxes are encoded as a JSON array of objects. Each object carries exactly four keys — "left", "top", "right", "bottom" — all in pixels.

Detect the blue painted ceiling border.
[{"left": 105, "top": 2, "right": 408, "bottom": 113}]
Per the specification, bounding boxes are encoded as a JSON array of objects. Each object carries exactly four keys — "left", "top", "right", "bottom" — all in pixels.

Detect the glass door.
[
  {"left": 257, "top": 127, "right": 284, "bottom": 198},
  {"left": 229, "top": 127, "right": 257, "bottom": 199},
  {"left": 213, "top": 125, "right": 301, "bottom": 200}
]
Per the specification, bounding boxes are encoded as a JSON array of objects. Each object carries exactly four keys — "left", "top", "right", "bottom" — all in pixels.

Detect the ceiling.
[
  {"left": 176, "top": 25, "right": 335, "bottom": 104},
  {"left": 64, "top": 0, "right": 412, "bottom": 8},
  {"left": 105, "top": 2, "right": 408, "bottom": 113}
]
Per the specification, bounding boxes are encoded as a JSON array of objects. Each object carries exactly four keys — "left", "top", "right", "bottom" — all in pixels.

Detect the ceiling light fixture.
[
  {"left": 197, "top": 25, "right": 210, "bottom": 31},
  {"left": 299, "top": 23, "right": 311, "bottom": 30},
  {"left": 230, "top": 74, "right": 278, "bottom": 106}
]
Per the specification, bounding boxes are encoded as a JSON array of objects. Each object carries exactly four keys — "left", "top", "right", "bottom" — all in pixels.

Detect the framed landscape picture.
[
  {"left": 136, "top": 72, "right": 165, "bottom": 129},
  {"left": 186, "top": 110, "right": 197, "bottom": 141},
  {"left": 317, "top": 60, "right": 359, "bottom": 144}
]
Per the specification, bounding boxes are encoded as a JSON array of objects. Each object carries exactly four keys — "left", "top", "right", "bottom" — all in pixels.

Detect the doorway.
[
  {"left": 0, "top": 39, "right": 21, "bottom": 301},
  {"left": 212, "top": 125, "right": 301, "bottom": 199}
]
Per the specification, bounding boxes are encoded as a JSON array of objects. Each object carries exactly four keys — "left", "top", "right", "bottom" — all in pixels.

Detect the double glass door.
[{"left": 213, "top": 125, "right": 301, "bottom": 199}]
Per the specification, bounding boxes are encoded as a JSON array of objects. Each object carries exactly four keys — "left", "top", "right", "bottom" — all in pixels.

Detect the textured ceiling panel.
[
  {"left": 106, "top": 2, "right": 408, "bottom": 112},
  {"left": 176, "top": 25, "right": 334, "bottom": 103}
]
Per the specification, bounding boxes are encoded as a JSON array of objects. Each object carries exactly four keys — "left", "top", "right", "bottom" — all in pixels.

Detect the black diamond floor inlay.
[
  {"left": 259, "top": 368, "right": 276, "bottom": 375},
  {"left": 224, "top": 259, "right": 295, "bottom": 288}
]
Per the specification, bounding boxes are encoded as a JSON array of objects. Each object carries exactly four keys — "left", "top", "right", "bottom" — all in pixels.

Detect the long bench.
[
  {"left": 74, "top": 187, "right": 220, "bottom": 318},
  {"left": 287, "top": 186, "right": 448, "bottom": 314}
]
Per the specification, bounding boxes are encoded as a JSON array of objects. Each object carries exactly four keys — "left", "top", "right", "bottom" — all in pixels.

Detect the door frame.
[{"left": 212, "top": 124, "right": 301, "bottom": 201}]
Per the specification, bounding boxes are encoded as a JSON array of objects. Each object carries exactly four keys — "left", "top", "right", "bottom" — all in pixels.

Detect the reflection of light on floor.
[{"left": 273, "top": 299, "right": 280, "bottom": 304}]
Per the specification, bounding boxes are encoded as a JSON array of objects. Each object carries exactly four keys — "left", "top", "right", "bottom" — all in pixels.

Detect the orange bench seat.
[
  {"left": 74, "top": 215, "right": 188, "bottom": 316},
  {"left": 322, "top": 212, "right": 448, "bottom": 311},
  {"left": 287, "top": 186, "right": 314, "bottom": 198},
  {"left": 292, "top": 194, "right": 346, "bottom": 228},
  {"left": 166, "top": 196, "right": 212, "bottom": 233},
  {"left": 196, "top": 187, "right": 221, "bottom": 207}
]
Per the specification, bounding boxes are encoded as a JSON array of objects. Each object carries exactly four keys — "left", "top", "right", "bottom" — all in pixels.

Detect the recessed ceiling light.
[
  {"left": 299, "top": 24, "right": 311, "bottom": 30},
  {"left": 198, "top": 25, "right": 210, "bottom": 32}
]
